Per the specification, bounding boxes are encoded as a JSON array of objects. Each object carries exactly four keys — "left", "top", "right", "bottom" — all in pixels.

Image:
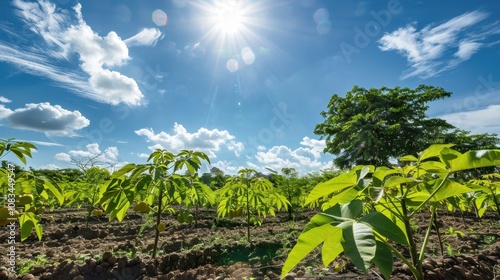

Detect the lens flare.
[
  {"left": 152, "top": 9, "right": 168, "bottom": 26},
  {"left": 226, "top": 58, "right": 239, "bottom": 72},
  {"left": 313, "top": 8, "right": 331, "bottom": 34},
  {"left": 241, "top": 47, "right": 255, "bottom": 65}
]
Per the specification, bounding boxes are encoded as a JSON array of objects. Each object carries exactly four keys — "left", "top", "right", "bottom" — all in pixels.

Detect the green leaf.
[
  {"left": 341, "top": 222, "right": 376, "bottom": 274},
  {"left": 20, "top": 219, "right": 34, "bottom": 242},
  {"left": 442, "top": 149, "right": 500, "bottom": 172},
  {"left": 385, "top": 176, "right": 417, "bottom": 188},
  {"left": 419, "top": 144, "right": 454, "bottom": 161},
  {"left": 373, "top": 167, "right": 400, "bottom": 188},
  {"left": 371, "top": 240, "right": 393, "bottom": 280},
  {"left": 281, "top": 224, "right": 342, "bottom": 277},
  {"left": 305, "top": 172, "right": 357, "bottom": 206},
  {"left": 43, "top": 178, "right": 64, "bottom": 206},
  {"left": 341, "top": 200, "right": 364, "bottom": 219},
  {"left": 400, "top": 155, "right": 418, "bottom": 162},
  {"left": 322, "top": 228, "right": 343, "bottom": 266},
  {"left": 112, "top": 163, "right": 136, "bottom": 177},
  {"left": 35, "top": 224, "right": 43, "bottom": 241},
  {"left": 303, "top": 205, "right": 341, "bottom": 232},
  {"left": 322, "top": 188, "right": 359, "bottom": 210},
  {"left": 359, "top": 212, "right": 409, "bottom": 245},
  {"left": 432, "top": 180, "right": 472, "bottom": 201}
]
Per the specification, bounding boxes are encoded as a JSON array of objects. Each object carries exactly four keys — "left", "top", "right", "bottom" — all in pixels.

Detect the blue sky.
[{"left": 1, "top": 0, "right": 499, "bottom": 175}]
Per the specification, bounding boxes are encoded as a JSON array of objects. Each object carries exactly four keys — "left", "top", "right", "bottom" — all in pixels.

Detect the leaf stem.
[{"left": 409, "top": 173, "right": 450, "bottom": 218}]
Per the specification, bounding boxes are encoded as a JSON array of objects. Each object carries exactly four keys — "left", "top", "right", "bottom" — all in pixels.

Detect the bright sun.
[{"left": 215, "top": 6, "right": 243, "bottom": 35}]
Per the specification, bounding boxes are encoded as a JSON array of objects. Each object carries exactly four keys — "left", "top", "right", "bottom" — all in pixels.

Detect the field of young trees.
[{"left": 1, "top": 85, "right": 499, "bottom": 280}]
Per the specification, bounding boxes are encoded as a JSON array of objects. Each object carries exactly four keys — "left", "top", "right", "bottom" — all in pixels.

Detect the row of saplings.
[{"left": 2, "top": 145, "right": 500, "bottom": 280}]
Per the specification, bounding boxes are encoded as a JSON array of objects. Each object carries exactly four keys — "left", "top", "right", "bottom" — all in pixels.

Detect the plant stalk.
[
  {"left": 152, "top": 183, "right": 163, "bottom": 258},
  {"left": 419, "top": 203, "right": 437, "bottom": 262}
]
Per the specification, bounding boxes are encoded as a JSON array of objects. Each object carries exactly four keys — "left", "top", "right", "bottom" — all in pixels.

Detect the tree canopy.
[{"left": 314, "top": 85, "right": 499, "bottom": 169}]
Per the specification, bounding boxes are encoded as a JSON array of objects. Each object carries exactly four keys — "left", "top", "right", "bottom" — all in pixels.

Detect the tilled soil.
[{"left": 0, "top": 207, "right": 499, "bottom": 280}]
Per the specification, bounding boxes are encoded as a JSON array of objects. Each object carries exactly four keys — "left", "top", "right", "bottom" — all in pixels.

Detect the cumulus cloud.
[
  {"left": 0, "top": 0, "right": 148, "bottom": 106},
  {"left": 439, "top": 104, "right": 500, "bottom": 135},
  {"left": 0, "top": 102, "right": 89, "bottom": 136},
  {"left": 135, "top": 123, "right": 245, "bottom": 158},
  {"left": 38, "top": 163, "right": 61, "bottom": 170},
  {"left": 125, "top": 28, "right": 163, "bottom": 47},
  {"left": 55, "top": 143, "right": 122, "bottom": 170},
  {"left": 252, "top": 137, "right": 332, "bottom": 175},
  {"left": 378, "top": 10, "right": 499, "bottom": 79},
  {"left": 210, "top": 160, "right": 246, "bottom": 175}
]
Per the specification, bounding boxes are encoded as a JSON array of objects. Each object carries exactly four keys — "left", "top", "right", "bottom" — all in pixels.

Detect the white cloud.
[
  {"left": 137, "top": 153, "right": 149, "bottom": 159},
  {"left": 253, "top": 137, "right": 332, "bottom": 175},
  {"left": 38, "top": 164, "right": 61, "bottom": 170},
  {"left": 135, "top": 123, "right": 245, "bottom": 158},
  {"left": 55, "top": 143, "right": 121, "bottom": 169},
  {"left": 125, "top": 28, "right": 163, "bottom": 47},
  {"left": 0, "top": 0, "right": 145, "bottom": 106},
  {"left": 211, "top": 160, "right": 246, "bottom": 175},
  {"left": 18, "top": 139, "right": 63, "bottom": 147},
  {"left": 455, "top": 41, "right": 482, "bottom": 60},
  {"left": 439, "top": 104, "right": 500, "bottom": 135},
  {"left": 0, "top": 96, "right": 12, "bottom": 103},
  {"left": 378, "top": 10, "right": 499, "bottom": 79},
  {"left": 0, "top": 104, "right": 13, "bottom": 119},
  {"left": 0, "top": 102, "right": 89, "bottom": 137}
]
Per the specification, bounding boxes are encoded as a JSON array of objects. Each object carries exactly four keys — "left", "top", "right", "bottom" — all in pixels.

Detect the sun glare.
[
  {"left": 215, "top": 5, "right": 244, "bottom": 35},
  {"left": 194, "top": 0, "right": 268, "bottom": 73},
  {"left": 212, "top": 2, "right": 247, "bottom": 36}
]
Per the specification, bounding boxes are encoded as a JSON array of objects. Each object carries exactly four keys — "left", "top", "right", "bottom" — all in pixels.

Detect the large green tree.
[{"left": 314, "top": 85, "right": 463, "bottom": 169}]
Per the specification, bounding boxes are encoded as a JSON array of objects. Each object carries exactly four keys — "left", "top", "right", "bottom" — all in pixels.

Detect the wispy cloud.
[
  {"left": 378, "top": 10, "right": 500, "bottom": 79},
  {"left": 135, "top": 123, "right": 245, "bottom": 158},
  {"left": 0, "top": 102, "right": 90, "bottom": 137},
  {"left": 0, "top": 0, "right": 149, "bottom": 106},
  {"left": 125, "top": 28, "right": 163, "bottom": 47},
  {"left": 0, "top": 96, "right": 12, "bottom": 103}
]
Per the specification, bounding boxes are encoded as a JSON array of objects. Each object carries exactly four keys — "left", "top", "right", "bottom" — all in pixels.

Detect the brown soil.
[{"left": 0, "top": 208, "right": 499, "bottom": 280}]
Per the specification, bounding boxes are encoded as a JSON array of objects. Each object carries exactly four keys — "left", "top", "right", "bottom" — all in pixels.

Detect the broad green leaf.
[
  {"left": 419, "top": 144, "right": 454, "bottom": 161},
  {"left": 322, "top": 188, "right": 359, "bottom": 210},
  {"left": 20, "top": 219, "right": 34, "bottom": 241},
  {"left": 305, "top": 172, "right": 357, "bottom": 206},
  {"left": 322, "top": 228, "right": 343, "bottom": 266},
  {"left": 371, "top": 240, "right": 393, "bottom": 280},
  {"left": 356, "top": 166, "right": 371, "bottom": 184},
  {"left": 342, "top": 222, "right": 376, "bottom": 274},
  {"left": 368, "top": 187, "right": 384, "bottom": 203},
  {"left": 406, "top": 192, "right": 431, "bottom": 202},
  {"left": 114, "top": 200, "right": 131, "bottom": 222},
  {"left": 35, "top": 224, "right": 43, "bottom": 241},
  {"left": 399, "top": 155, "right": 418, "bottom": 162},
  {"left": 432, "top": 180, "right": 472, "bottom": 201},
  {"left": 111, "top": 163, "right": 137, "bottom": 178},
  {"left": 341, "top": 200, "right": 364, "bottom": 219},
  {"left": 281, "top": 224, "right": 342, "bottom": 277},
  {"left": 442, "top": 149, "right": 500, "bottom": 172},
  {"left": 43, "top": 178, "right": 64, "bottom": 206},
  {"left": 373, "top": 167, "right": 400, "bottom": 188},
  {"left": 303, "top": 205, "right": 341, "bottom": 232},
  {"left": 385, "top": 176, "right": 417, "bottom": 188},
  {"left": 359, "top": 212, "right": 409, "bottom": 245}
]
